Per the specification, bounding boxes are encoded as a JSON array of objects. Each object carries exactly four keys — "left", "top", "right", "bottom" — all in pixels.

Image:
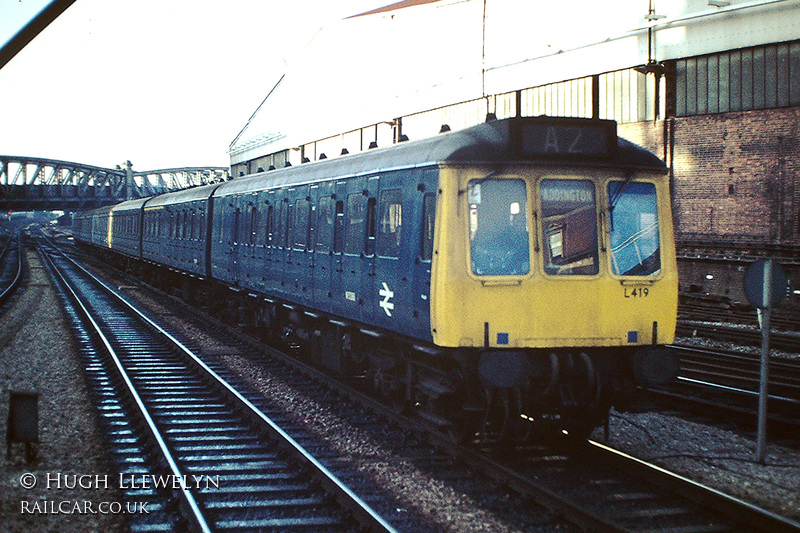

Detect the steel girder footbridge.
[{"left": 0, "top": 156, "right": 229, "bottom": 211}]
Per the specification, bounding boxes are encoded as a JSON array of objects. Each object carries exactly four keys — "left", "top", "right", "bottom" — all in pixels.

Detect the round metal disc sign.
[{"left": 743, "top": 259, "right": 787, "bottom": 308}]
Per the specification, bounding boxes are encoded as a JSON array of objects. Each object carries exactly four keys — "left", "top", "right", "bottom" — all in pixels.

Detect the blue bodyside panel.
[{"left": 209, "top": 165, "right": 438, "bottom": 343}]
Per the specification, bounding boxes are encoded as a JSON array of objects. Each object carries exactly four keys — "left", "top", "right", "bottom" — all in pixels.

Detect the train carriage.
[
  {"left": 76, "top": 116, "right": 678, "bottom": 442},
  {"left": 109, "top": 198, "right": 149, "bottom": 258},
  {"left": 141, "top": 184, "right": 218, "bottom": 278}
]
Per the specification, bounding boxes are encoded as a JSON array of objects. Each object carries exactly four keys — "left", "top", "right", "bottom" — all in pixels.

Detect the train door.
[
  {"left": 289, "top": 187, "right": 313, "bottom": 305},
  {"left": 371, "top": 172, "right": 407, "bottom": 332},
  {"left": 371, "top": 168, "right": 436, "bottom": 340},
  {"left": 340, "top": 177, "right": 369, "bottom": 321},
  {"left": 360, "top": 175, "right": 380, "bottom": 320},
  {"left": 263, "top": 191, "right": 278, "bottom": 295},
  {"left": 313, "top": 183, "right": 335, "bottom": 312},
  {"left": 409, "top": 168, "right": 438, "bottom": 341},
  {"left": 330, "top": 181, "right": 348, "bottom": 317},
  {"left": 275, "top": 191, "right": 292, "bottom": 299},
  {"left": 230, "top": 200, "right": 243, "bottom": 286}
]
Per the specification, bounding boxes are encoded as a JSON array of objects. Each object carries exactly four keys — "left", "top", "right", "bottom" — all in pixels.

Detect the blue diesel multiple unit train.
[{"left": 75, "top": 117, "right": 679, "bottom": 442}]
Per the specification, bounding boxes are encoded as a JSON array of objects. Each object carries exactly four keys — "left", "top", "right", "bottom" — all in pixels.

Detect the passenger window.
[
  {"left": 316, "top": 196, "right": 333, "bottom": 253},
  {"left": 293, "top": 199, "right": 309, "bottom": 250},
  {"left": 265, "top": 204, "right": 274, "bottom": 247},
  {"left": 608, "top": 181, "right": 661, "bottom": 276},
  {"left": 198, "top": 209, "right": 205, "bottom": 240},
  {"left": 365, "top": 197, "right": 377, "bottom": 256},
  {"left": 540, "top": 179, "right": 598, "bottom": 275},
  {"left": 378, "top": 189, "right": 402, "bottom": 258},
  {"left": 468, "top": 178, "right": 530, "bottom": 276},
  {"left": 421, "top": 193, "right": 435, "bottom": 261},
  {"left": 333, "top": 200, "right": 344, "bottom": 254},
  {"left": 249, "top": 205, "right": 258, "bottom": 245},
  {"left": 233, "top": 208, "right": 241, "bottom": 244},
  {"left": 344, "top": 194, "right": 364, "bottom": 255}
]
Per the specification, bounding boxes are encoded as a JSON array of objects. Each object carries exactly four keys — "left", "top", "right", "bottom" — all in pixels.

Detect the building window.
[{"left": 674, "top": 40, "right": 800, "bottom": 116}]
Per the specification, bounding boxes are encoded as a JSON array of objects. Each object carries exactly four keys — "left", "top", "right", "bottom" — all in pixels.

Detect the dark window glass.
[
  {"left": 249, "top": 205, "right": 258, "bottom": 245},
  {"left": 468, "top": 178, "right": 530, "bottom": 276},
  {"left": 674, "top": 41, "right": 800, "bottom": 116},
  {"left": 265, "top": 204, "right": 274, "bottom": 246},
  {"left": 421, "top": 193, "right": 436, "bottom": 261},
  {"left": 378, "top": 189, "right": 402, "bottom": 258},
  {"left": 333, "top": 200, "right": 344, "bottom": 253},
  {"left": 233, "top": 208, "right": 241, "bottom": 244},
  {"left": 316, "top": 196, "right": 333, "bottom": 253},
  {"left": 540, "top": 179, "right": 598, "bottom": 276},
  {"left": 293, "top": 199, "right": 309, "bottom": 250},
  {"left": 608, "top": 181, "right": 661, "bottom": 276},
  {"left": 365, "top": 197, "right": 377, "bottom": 256},
  {"left": 345, "top": 193, "right": 364, "bottom": 255}
]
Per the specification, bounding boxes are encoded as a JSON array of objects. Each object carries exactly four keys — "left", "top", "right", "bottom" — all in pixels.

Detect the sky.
[{"left": 0, "top": 0, "right": 391, "bottom": 171}]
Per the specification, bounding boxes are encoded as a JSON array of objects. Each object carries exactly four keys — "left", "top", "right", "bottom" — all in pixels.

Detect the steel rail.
[
  {"left": 0, "top": 232, "right": 23, "bottom": 306},
  {"left": 44, "top": 240, "right": 398, "bottom": 533},
  {"left": 184, "top": 296, "right": 799, "bottom": 532},
  {"left": 40, "top": 244, "right": 212, "bottom": 533},
  {"left": 586, "top": 440, "right": 800, "bottom": 532}
]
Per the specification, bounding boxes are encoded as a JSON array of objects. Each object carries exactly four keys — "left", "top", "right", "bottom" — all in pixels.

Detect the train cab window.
[
  {"left": 344, "top": 193, "right": 365, "bottom": 255},
  {"left": 378, "top": 189, "right": 402, "bottom": 258},
  {"left": 468, "top": 178, "right": 530, "bottom": 276},
  {"left": 421, "top": 193, "right": 435, "bottom": 261},
  {"left": 540, "top": 179, "right": 599, "bottom": 275},
  {"left": 607, "top": 181, "right": 661, "bottom": 276}
]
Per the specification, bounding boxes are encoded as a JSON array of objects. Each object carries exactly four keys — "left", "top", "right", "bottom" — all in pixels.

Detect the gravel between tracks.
[
  {"left": 0, "top": 248, "right": 126, "bottom": 532},
  {"left": 1, "top": 244, "right": 798, "bottom": 531}
]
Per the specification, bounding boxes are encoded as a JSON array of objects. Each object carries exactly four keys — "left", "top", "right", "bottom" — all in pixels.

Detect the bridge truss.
[{"left": 0, "top": 156, "right": 229, "bottom": 211}]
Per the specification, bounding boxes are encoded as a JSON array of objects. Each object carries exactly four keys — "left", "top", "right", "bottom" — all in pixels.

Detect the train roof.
[
  {"left": 110, "top": 197, "right": 150, "bottom": 213},
  {"left": 216, "top": 117, "right": 665, "bottom": 197},
  {"left": 144, "top": 183, "right": 220, "bottom": 208}
]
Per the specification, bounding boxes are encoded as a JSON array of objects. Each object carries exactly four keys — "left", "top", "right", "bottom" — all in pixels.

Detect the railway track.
[
  {"left": 676, "top": 319, "right": 800, "bottom": 353},
  {"left": 44, "top": 232, "right": 800, "bottom": 531},
  {"left": 644, "top": 344, "right": 800, "bottom": 440},
  {"left": 37, "top": 238, "right": 396, "bottom": 533},
  {"left": 77, "top": 256, "right": 799, "bottom": 532},
  {"left": 0, "top": 229, "right": 23, "bottom": 307}
]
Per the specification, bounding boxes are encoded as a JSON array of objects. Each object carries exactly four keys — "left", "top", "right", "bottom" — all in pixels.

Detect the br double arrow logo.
[{"left": 379, "top": 282, "right": 394, "bottom": 317}]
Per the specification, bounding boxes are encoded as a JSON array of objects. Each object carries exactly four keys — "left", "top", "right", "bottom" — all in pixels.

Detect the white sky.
[{"left": 0, "top": 0, "right": 390, "bottom": 171}]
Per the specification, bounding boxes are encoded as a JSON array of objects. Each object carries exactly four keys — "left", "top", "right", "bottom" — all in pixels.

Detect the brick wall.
[{"left": 619, "top": 107, "right": 800, "bottom": 247}]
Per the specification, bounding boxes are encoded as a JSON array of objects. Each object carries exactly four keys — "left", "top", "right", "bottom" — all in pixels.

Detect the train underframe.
[{"left": 95, "top": 249, "right": 677, "bottom": 444}]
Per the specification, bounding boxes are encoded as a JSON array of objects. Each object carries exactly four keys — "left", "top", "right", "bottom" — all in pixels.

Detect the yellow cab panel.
[{"left": 430, "top": 166, "right": 677, "bottom": 349}]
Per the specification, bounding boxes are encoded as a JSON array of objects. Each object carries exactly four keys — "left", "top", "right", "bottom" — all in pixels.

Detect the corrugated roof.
[{"left": 348, "top": 0, "right": 444, "bottom": 18}]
